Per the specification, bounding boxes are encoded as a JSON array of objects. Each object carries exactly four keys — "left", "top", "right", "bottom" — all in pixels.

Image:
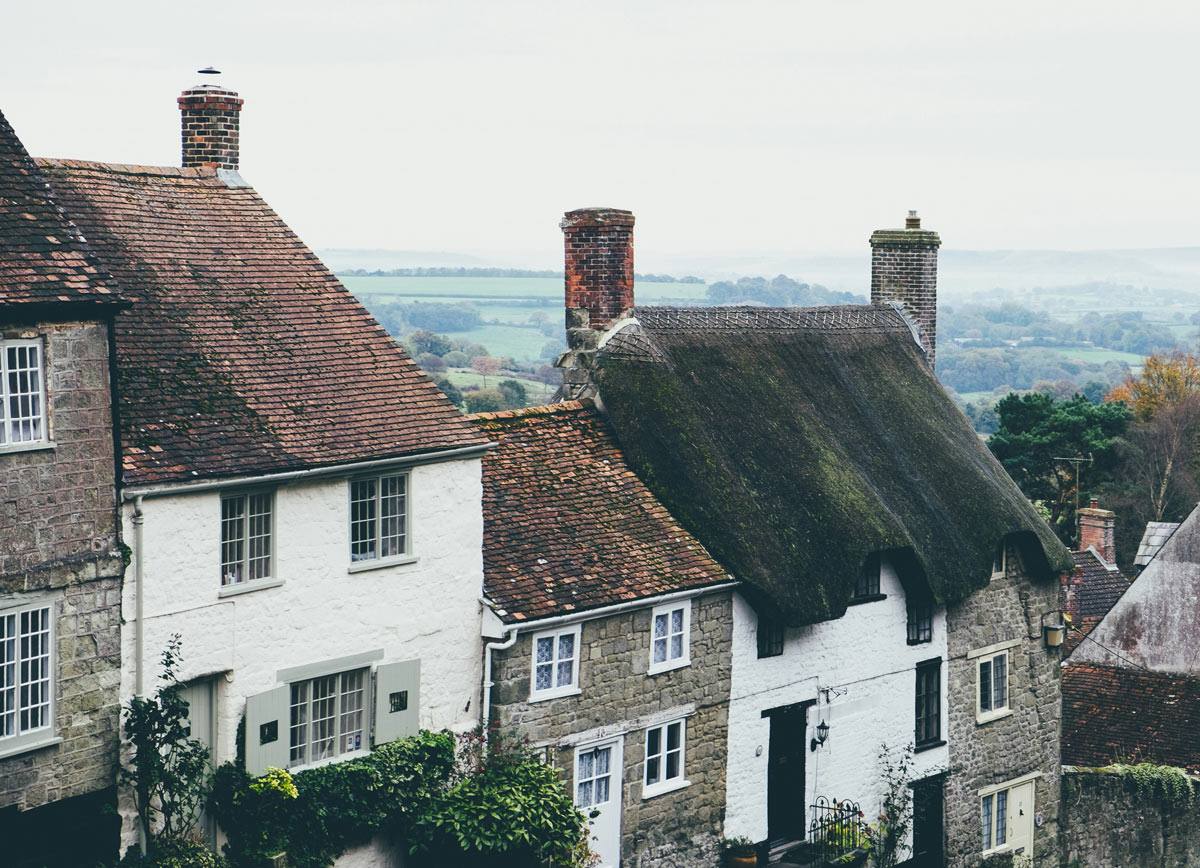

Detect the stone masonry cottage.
[
  {"left": 16, "top": 78, "right": 494, "bottom": 861},
  {"left": 0, "top": 109, "right": 128, "bottom": 868},
  {"left": 475, "top": 401, "right": 736, "bottom": 868},
  {"left": 555, "top": 207, "right": 1073, "bottom": 867}
]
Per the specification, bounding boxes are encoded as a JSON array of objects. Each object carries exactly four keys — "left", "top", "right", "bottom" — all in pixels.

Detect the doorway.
[
  {"left": 179, "top": 677, "right": 218, "bottom": 848},
  {"left": 910, "top": 775, "right": 945, "bottom": 867},
  {"left": 765, "top": 701, "right": 811, "bottom": 844},
  {"left": 574, "top": 738, "right": 623, "bottom": 868}
]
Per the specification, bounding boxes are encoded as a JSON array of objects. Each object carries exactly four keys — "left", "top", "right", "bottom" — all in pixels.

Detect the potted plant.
[{"left": 722, "top": 836, "right": 758, "bottom": 867}]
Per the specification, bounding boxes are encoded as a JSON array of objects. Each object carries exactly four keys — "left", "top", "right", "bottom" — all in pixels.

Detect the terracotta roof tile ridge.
[
  {"left": 35, "top": 157, "right": 211, "bottom": 179},
  {"left": 468, "top": 399, "right": 593, "bottom": 422}
]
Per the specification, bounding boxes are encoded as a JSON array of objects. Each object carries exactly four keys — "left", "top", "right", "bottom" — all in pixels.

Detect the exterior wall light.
[
  {"left": 1042, "top": 611, "right": 1066, "bottom": 648},
  {"left": 810, "top": 719, "right": 829, "bottom": 751}
]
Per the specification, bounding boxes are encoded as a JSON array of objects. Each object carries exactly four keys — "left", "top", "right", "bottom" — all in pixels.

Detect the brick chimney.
[
  {"left": 556, "top": 207, "right": 635, "bottom": 401},
  {"left": 1077, "top": 498, "right": 1117, "bottom": 564},
  {"left": 179, "top": 79, "right": 243, "bottom": 170},
  {"left": 869, "top": 211, "right": 941, "bottom": 365}
]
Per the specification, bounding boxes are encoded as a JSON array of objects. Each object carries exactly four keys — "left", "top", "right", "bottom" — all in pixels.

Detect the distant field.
[
  {"left": 442, "top": 369, "right": 556, "bottom": 404},
  {"left": 342, "top": 275, "right": 709, "bottom": 362},
  {"left": 1050, "top": 347, "right": 1144, "bottom": 369}
]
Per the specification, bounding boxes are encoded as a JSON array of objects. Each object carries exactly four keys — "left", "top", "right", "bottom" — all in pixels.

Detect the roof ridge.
[
  {"left": 469, "top": 399, "right": 592, "bottom": 422},
  {"left": 36, "top": 157, "right": 214, "bottom": 179}
]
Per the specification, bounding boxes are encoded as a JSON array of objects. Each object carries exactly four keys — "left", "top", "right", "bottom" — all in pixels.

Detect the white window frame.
[
  {"left": 642, "top": 718, "right": 688, "bottom": 798},
  {"left": 979, "top": 771, "right": 1041, "bottom": 855},
  {"left": 969, "top": 639, "right": 1019, "bottom": 723},
  {"left": 219, "top": 490, "right": 275, "bottom": 590},
  {"left": 348, "top": 471, "right": 414, "bottom": 571},
  {"left": 0, "top": 338, "right": 49, "bottom": 451},
  {"left": 0, "top": 596, "right": 59, "bottom": 758},
  {"left": 529, "top": 625, "right": 582, "bottom": 701},
  {"left": 287, "top": 667, "right": 369, "bottom": 769},
  {"left": 647, "top": 601, "right": 691, "bottom": 675}
]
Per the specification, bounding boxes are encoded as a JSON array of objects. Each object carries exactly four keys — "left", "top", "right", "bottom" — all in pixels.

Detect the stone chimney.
[
  {"left": 556, "top": 207, "right": 635, "bottom": 401},
  {"left": 1078, "top": 498, "right": 1117, "bottom": 564},
  {"left": 179, "top": 76, "right": 243, "bottom": 170},
  {"left": 869, "top": 211, "right": 941, "bottom": 365}
]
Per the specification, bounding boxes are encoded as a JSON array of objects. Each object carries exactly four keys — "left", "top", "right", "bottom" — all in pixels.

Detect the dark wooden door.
[
  {"left": 767, "top": 704, "right": 808, "bottom": 843},
  {"left": 910, "top": 775, "right": 945, "bottom": 867}
]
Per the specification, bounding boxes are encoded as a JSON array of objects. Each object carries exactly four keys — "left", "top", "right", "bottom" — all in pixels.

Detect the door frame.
[
  {"left": 762, "top": 699, "right": 815, "bottom": 844},
  {"left": 180, "top": 676, "right": 220, "bottom": 848},
  {"left": 573, "top": 735, "right": 624, "bottom": 868}
]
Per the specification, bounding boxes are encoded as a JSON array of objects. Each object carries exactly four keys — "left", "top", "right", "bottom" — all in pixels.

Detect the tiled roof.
[
  {"left": 1063, "top": 550, "right": 1131, "bottom": 652},
  {"left": 0, "top": 112, "right": 119, "bottom": 305},
  {"left": 35, "top": 159, "right": 486, "bottom": 485},
  {"left": 1062, "top": 663, "right": 1200, "bottom": 772},
  {"left": 1135, "top": 521, "right": 1180, "bottom": 567},
  {"left": 473, "top": 402, "right": 732, "bottom": 622}
]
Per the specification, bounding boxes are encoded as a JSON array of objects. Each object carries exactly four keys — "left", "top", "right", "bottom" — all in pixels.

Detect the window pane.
[
  {"left": 993, "top": 655, "right": 1008, "bottom": 709},
  {"left": 981, "top": 794, "right": 993, "bottom": 849},
  {"left": 595, "top": 773, "right": 609, "bottom": 804},
  {"left": 577, "top": 779, "right": 593, "bottom": 807},
  {"left": 311, "top": 675, "right": 337, "bottom": 761},
  {"left": 19, "top": 607, "right": 51, "bottom": 733},
  {"left": 979, "top": 660, "right": 992, "bottom": 712},
  {"left": 5, "top": 345, "right": 44, "bottom": 444},
  {"left": 558, "top": 633, "right": 575, "bottom": 662},
  {"left": 379, "top": 474, "right": 407, "bottom": 558},
  {"left": 670, "top": 634, "right": 683, "bottom": 660},
  {"left": 653, "top": 614, "right": 667, "bottom": 639},
  {"left": 653, "top": 637, "right": 667, "bottom": 664},
  {"left": 595, "top": 747, "right": 609, "bottom": 775},
  {"left": 247, "top": 493, "right": 272, "bottom": 580},
  {"left": 535, "top": 663, "right": 552, "bottom": 691},
  {"left": 536, "top": 637, "right": 554, "bottom": 664},
  {"left": 220, "top": 496, "right": 246, "bottom": 585},
  {"left": 578, "top": 750, "right": 594, "bottom": 780},
  {"left": 290, "top": 682, "right": 309, "bottom": 766},
  {"left": 340, "top": 670, "right": 365, "bottom": 753},
  {"left": 995, "top": 790, "right": 1008, "bottom": 845},
  {"left": 647, "top": 726, "right": 661, "bottom": 757},
  {"left": 646, "top": 755, "right": 660, "bottom": 786},
  {"left": 0, "top": 614, "right": 15, "bottom": 737},
  {"left": 666, "top": 722, "right": 681, "bottom": 751},
  {"left": 556, "top": 660, "right": 573, "bottom": 688},
  {"left": 350, "top": 479, "right": 377, "bottom": 561},
  {"left": 670, "top": 609, "right": 683, "bottom": 634}
]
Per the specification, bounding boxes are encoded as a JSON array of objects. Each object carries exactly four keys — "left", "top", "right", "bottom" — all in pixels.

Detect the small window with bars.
[
  {"left": 221, "top": 492, "right": 273, "bottom": 586},
  {"left": 907, "top": 598, "right": 933, "bottom": 644},
  {"left": 757, "top": 616, "right": 784, "bottom": 658},
  {"left": 288, "top": 668, "right": 367, "bottom": 767},
  {"left": 1, "top": 339, "right": 47, "bottom": 448},
  {"left": 0, "top": 603, "right": 53, "bottom": 743},
  {"left": 350, "top": 473, "right": 409, "bottom": 563}
]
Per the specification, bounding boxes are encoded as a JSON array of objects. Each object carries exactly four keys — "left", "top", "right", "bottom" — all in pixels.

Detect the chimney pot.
[{"left": 906, "top": 210, "right": 920, "bottom": 229}]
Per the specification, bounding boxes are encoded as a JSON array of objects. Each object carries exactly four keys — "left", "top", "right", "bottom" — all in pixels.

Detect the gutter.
[
  {"left": 120, "top": 442, "right": 495, "bottom": 501},
  {"left": 478, "top": 580, "right": 739, "bottom": 731}
]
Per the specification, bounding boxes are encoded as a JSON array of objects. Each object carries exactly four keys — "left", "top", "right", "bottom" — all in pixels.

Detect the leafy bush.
[
  {"left": 114, "top": 837, "right": 229, "bottom": 868},
  {"left": 1111, "top": 762, "right": 1195, "bottom": 809}
]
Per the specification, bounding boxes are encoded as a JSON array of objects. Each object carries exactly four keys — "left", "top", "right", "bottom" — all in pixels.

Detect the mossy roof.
[{"left": 595, "top": 304, "right": 1072, "bottom": 625}]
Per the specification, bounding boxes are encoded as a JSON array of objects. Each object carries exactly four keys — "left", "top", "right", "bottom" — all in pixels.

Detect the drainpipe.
[
  {"left": 481, "top": 627, "right": 519, "bottom": 737},
  {"left": 132, "top": 496, "right": 145, "bottom": 697}
]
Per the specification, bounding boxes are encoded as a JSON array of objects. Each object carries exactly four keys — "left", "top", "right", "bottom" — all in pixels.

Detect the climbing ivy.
[{"left": 1110, "top": 762, "right": 1195, "bottom": 809}]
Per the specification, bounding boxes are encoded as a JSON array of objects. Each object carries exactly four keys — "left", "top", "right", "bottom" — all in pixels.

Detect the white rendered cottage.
[{"left": 32, "top": 79, "right": 492, "bottom": 860}]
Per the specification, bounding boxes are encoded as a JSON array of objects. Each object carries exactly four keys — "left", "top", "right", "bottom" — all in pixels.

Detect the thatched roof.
[{"left": 594, "top": 304, "right": 1071, "bottom": 625}]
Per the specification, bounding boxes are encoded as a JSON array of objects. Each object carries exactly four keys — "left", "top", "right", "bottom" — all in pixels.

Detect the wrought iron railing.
[{"left": 808, "top": 797, "right": 868, "bottom": 863}]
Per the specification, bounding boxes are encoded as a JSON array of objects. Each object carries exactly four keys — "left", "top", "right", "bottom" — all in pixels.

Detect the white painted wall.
[
  {"left": 724, "top": 558, "right": 948, "bottom": 851},
  {"left": 117, "top": 457, "right": 485, "bottom": 855}
]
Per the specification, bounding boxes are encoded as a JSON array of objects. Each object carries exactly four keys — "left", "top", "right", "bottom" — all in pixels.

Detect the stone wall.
[
  {"left": 944, "top": 541, "right": 1063, "bottom": 867},
  {"left": 0, "top": 318, "right": 124, "bottom": 858},
  {"left": 1060, "top": 768, "right": 1200, "bottom": 868},
  {"left": 491, "top": 590, "right": 733, "bottom": 867}
]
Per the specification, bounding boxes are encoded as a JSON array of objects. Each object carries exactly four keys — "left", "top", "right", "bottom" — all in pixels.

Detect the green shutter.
[
  {"left": 374, "top": 659, "right": 420, "bottom": 746},
  {"left": 245, "top": 685, "right": 290, "bottom": 777}
]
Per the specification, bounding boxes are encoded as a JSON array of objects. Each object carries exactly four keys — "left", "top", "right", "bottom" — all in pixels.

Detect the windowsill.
[
  {"left": 642, "top": 778, "right": 690, "bottom": 800},
  {"left": 218, "top": 577, "right": 285, "bottom": 599},
  {"left": 976, "top": 708, "right": 1013, "bottom": 726},
  {"left": 529, "top": 686, "right": 582, "bottom": 704},
  {"left": 647, "top": 657, "right": 690, "bottom": 677},
  {"left": 0, "top": 734, "right": 62, "bottom": 761},
  {"left": 287, "top": 747, "right": 371, "bottom": 775},
  {"left": 348, "top": 553, "right": 419, "bottom": 574},
  {"left": 906, "top": 638, "right": 933, "bottom": 646},
  {"left": 0, "top": 440, "right": 55, "bottom": 456},
  {"left": 914, "top": 739, "right": 946, "bottom": 754},
  {"left": 847, "top": 593, "right": 887, "bottom": 606}
]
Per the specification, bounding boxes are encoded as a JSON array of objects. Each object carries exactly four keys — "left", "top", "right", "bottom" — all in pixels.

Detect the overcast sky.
[{"left": 3, "top": 1, "right": 1198, "bottom": 268}]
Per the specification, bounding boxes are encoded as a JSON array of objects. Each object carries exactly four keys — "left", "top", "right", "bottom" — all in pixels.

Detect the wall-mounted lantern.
[
  {"left": 1042, "top": 611, "right": 1066, "bottom": 648},
  {"left": 810, "top": 719, "right": 829, "bottom": 751}
]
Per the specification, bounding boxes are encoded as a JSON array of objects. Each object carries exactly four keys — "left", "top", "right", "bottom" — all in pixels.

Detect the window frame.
[
  {"left": 287, "top": 667, "right": 369, "bottom": 770},
  {"left": 850, "top": 554, "right": 886, "bottom": 604},
  {"left": 348, "top": 470, "right": 413, "bottom": 570},
  {"left": 0, "top": 338, "right": 49, "bottom": 451},
  {"left": 914, "top": 658, "right": 943, "bottom": 750},
  {"left": 907, "top": 598, "right": 933, "bottom": 645},
  {"left": 0, "top": 596, "right": 58, "bottom": 757},
  {"left": 991, "top": 540, "right": 1007, "bottom": 577},
  {"left": 220, "top": 489, "right": 275, "bottom": 589},
  {"left": 529, "top": 625, "right": 582, "bottom": 701},
  {"left": 970, "top": 639, "right": 1018, "bottom": 723},
  {"left": 642, "top": 718, "right": 688, "bottom": 798},
  {"left": 647, "top": 601, "right": 691, "bottom": 675}
]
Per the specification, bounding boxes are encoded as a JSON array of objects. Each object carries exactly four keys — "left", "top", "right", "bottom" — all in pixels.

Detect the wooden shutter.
[
  {"left": 245, "top": 685, "right": 290, "bottom": 777},
  {"left": 374, "top": 659, "right": 420, "bottom": 746}
]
